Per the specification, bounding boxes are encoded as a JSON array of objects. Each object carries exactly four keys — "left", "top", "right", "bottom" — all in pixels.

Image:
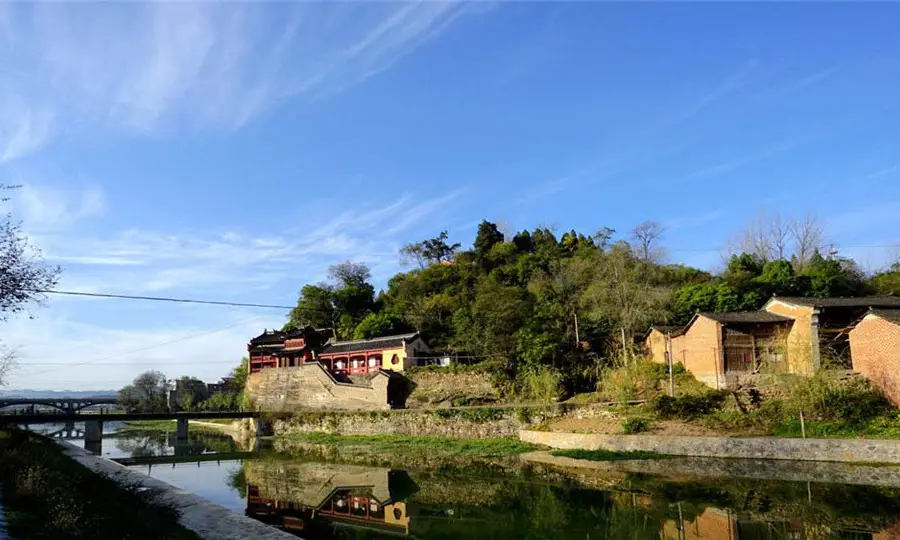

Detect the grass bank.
[
  {"left": 551, "top": 360, "right": 900, "bottom": 439},
  {"left": 282, "top": 432, "right": 540, "bottom": 459},
  {"left": 550, "top": 449, "right": 671, "bottom": 461},
  {"left": 0, "top": 427, "right": 199, "bottom": 540}
]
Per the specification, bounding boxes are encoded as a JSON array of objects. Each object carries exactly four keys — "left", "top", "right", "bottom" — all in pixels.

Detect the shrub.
[
  {"left": 598, "top": 359, "right": 665, "bottom": 402},
  {"left": 622, "top": 417, "right": 650, "bottom": 434},
  {"left": 651, "top": 392, "right": 727, "bottom": 419},
  {"left": 520, "top": 367, "right": 563, "bottom": 403}
]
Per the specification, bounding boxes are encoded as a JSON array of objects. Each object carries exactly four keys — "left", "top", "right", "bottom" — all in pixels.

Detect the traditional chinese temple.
[{"left": 248, "top": 327, "right": 430, "bottom": 376}]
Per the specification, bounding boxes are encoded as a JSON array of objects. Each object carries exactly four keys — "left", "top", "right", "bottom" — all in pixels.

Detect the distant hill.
[{"left": 0, "top": 390, "right": 119, "bottom": 399}]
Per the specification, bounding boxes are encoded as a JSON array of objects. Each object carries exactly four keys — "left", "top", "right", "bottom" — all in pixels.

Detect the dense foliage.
[{"left": 283, "top": 220, "right": 898, "bottom": 397}]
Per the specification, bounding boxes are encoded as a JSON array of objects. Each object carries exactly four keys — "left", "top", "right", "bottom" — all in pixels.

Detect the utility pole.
[
  {"left": 620, "top": 327, "right": 628, "bottom": 365},
  {"left": 666, "top": 332, "right": 675, "bottom": 397},
  {"left": 573, "top": 312, "right": 580, "bottom": 344}
]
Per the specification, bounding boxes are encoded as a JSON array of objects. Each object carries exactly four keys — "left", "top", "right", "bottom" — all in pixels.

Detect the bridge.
[
  {"left": 0, "top": 396, "right": 119, "bottom": 414},
  {"left": 0, "top": 410, "right": 262, "bottom": 454}
]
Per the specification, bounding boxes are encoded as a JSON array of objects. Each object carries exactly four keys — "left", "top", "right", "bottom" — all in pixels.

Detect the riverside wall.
[
  {"left": 270, "top": 405, "right": 568, "bottom": 439},
  {"left": 519, "top": 430, "right": 900, "bottom": 464},
  {"left": 246, "top": 363, "right": 395, "bottom": 411},
  {"left": 56, "top": 442, "right": 295, "bottom": 540}
]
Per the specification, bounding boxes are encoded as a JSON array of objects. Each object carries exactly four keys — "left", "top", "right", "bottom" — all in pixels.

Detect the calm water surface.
[{"left": 58, "top": 429, "right": 900, "bottom": 539}]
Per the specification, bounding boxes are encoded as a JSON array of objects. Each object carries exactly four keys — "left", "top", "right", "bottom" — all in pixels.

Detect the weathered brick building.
[
  {"left": 763, "top": 296, "right": 900, "bottom": 373},
  {"left": 667, "top": 312, "right": 792, "bottom": 388},
  {"left": 849, "top": 309, "right": 900, "bottom": 404}
]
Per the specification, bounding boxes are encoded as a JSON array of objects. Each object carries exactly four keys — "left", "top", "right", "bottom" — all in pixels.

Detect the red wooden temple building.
[{"left": 248, "top": 327, "right": 430, "bottom": 376}]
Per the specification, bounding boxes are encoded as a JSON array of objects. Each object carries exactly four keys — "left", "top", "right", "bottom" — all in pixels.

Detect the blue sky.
[{"left": 1, "top": 2, "right": 899, "bottom": 390}]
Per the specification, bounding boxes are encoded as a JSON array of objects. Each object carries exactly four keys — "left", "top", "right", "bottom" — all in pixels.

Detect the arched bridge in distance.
[{"left": 0, "top": 396, "right": 119, "bottom": 414}]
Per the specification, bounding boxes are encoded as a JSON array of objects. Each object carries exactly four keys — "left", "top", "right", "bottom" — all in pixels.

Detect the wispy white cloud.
[
  {"left": 664, "top": 59, "right": 759, "bottom": 128},
  {"left": 3, "top": 310, "right": 281, "bottom": 390},
  {"left": 14, "top": 183, "right": 461, "bottom": 295},
  {"left": 867, "top": 164, "right": 900, "bottom": 180},
  {"left": 673, "top": 137, "right": 810, "bottom": 185},
  {"left": 0, "top": 2, "right": 480, "bottom": 161},
  {"left": 665, "top": 209, "right": 726, "bottom": 230}
]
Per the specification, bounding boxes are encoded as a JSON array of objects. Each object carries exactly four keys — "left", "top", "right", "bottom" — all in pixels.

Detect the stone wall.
[
  {"left": 246, "top": 364, "right": 394, "bottom": 411},
  {"left": 850, "top": 315, "right": 900, "bottom": 404},
  {"left": 519, "top": 430, "right": 900, "bottom": 464},
  {"left": 272, "top": 406, "right": 567, "bottom": 439},
  {"left": 405, "top": 370, "right": 499, "bottom": 407}
]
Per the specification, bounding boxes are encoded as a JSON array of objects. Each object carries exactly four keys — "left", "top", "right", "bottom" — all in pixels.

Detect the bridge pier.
[
  {"left": 84, "top": 420, "right": 103, "bottom": 455},
  {"left": 177, "top": 418, "right": 189, "bottom": 441}
]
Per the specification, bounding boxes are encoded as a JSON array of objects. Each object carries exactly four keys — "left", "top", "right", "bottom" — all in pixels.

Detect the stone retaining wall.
[
  {"left": 273, "top": 406, "right": 567, "bottom": 439},
  {"left": 519, "top": 430, "right": 900, "bottom": 464},
  {"left": 246, "top": 363, "right": 394, "bottom": 411},
  {"left": 521, "top": 451, "right": 900, "bottom": 487},
  {"left": 56, "top": 442, "right": 294, "bottom": 540}
]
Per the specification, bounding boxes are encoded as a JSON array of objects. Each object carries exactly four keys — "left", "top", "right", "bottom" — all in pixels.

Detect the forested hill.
[{"left": 284, "top": 219, "right": 900, "bottom": 394}]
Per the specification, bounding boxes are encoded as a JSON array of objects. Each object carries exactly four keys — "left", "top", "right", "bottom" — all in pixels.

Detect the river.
[{"left": 39, "top": 424, "right": 900, "bottom": 539}]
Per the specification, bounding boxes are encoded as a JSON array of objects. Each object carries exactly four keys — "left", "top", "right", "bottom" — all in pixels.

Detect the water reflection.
[{"left": 237, "top": 459, "right": 900, "bottom": 539}]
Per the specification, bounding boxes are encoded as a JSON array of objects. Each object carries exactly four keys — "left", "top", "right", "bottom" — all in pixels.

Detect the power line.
[
  {"left": 29, "top": 289, "right": 294, "bottom": 310},
  {"left": 25, "top": 316, "right": 265, "bottom": 377}
]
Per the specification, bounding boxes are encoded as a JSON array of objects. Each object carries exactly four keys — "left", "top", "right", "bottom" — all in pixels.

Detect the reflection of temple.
[{"left": 245, "top": 462, "right": 417, "bottom": 537}]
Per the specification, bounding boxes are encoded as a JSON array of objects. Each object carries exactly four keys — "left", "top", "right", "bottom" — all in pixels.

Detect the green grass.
[
  {"left": 550, "top": 448, "right": 671, "bottom": 461},
  {"left": 283, "top": 432, "right": 541, "bottom": 458},
  {"left": 0, "top": 427, "right": 200, "bottom": 540}
]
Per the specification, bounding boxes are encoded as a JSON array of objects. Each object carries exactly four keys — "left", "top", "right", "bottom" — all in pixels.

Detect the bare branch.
[
  {"left": 789, "top": 212, "right": 824, "bottom": 270},
  {"left": 630, "top": 220, "right": 665, "bottom": 263}
]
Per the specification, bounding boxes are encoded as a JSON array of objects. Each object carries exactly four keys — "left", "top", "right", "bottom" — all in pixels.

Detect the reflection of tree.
[
  {"left": 227, "top": 464, "right": 247, "bottom": 500},
  {"left": 113, "top": 430, "right": 240, "bottom": 458}
]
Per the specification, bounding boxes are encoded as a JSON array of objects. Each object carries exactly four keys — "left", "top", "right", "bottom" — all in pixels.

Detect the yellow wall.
[
  {"left": 661, "top": 508, "right": 736, "bottom": 540},
  {"left": 645, "top": 330, "right": 669, "bottom": 364},
  {"left": 764, "top": 301, "right": 817, "bottom": 374},
  {"left": 671, "top": 315, "right": 722, "bottom": 388},
  {"left": 380, "top": 347, "right": 407, "bottom": 372}
]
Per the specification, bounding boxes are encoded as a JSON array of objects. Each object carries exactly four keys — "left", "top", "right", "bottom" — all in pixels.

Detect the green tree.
[
  {"left": 287, "top": 284, "right": 337, "bottom": 329},
  {"left": 118, "top": 370, "right": 169, "bottom": 412},
  {"left": 453, "top": 276, "right": 533, "bottom": 376},
  {"left": 473, "top": 220, "right": 504, "bottom": 261},
  {"left": 871, "top": 263, "right": 900, "bottom": 295},
  {"left": 353, "top": 312, "right": 410, "bottom": 339},
  {"left": 230, "top": 357, "right": 249, "bottom": 391}
]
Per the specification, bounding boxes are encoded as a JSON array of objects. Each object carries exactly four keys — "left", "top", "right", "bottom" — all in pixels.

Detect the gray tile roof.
[
  {"left": 319, "top": 333, "right": 421, "bottom": 355},
  {"left": 870, "top": 309, "right": 900, "bottom": 325},
  {"left": 769, "top": 296, "right": 900, "bottom": 309},
  {"left": 699, "top": 312, "right": 793, "bottom": 324}
]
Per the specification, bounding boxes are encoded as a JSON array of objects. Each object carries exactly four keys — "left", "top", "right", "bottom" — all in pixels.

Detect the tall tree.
[
  {"left": 118, "top": 370, "right": 169, "bottom": 412},
  {"left": 1, "top": 200, "right": 61, "bottom": 321},
  {"left": 399, "top": 242, "right": 428, "bottom": 269},
  {"left": 630, "top": 221, "right": 665, "bottom": 263},
  {"left": 473, "top": 220, "right": 504, "bottom": 259},
  {"left": 287, "top": 284, "right": 337, "bottom": 329},
  {"left": 421, "top": 231, "right": 460, "bottom": 264},
  {"left": 0, "top": 345, "right": 13, "bottom": 387}
]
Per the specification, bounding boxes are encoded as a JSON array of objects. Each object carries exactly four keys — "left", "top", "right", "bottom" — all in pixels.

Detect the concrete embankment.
[
  {"left": 56, "top": 442, "right": 296, "bottom": 540},
  {"left": 520, "top": 430, "right": 900, "bottom": 464},
  {"left": 522, "top": 451, "right": 900, "bottom": 488}
]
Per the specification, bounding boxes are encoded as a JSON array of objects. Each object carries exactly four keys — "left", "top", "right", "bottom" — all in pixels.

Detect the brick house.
[
  {"left": 849, "top": 309, "right": 900, "bottom": 404},
  {"left": 668, "top": 312, "right": 793, "bottom": 388},
  {"left": 643, "top": 325, "right": 683, "bottom": 365},
  {"left": 763, "top": 296, "right": 900, "bottom": 373}
]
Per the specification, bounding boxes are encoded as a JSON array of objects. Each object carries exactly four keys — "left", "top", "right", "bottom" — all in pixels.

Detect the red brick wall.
[{"left": 850, "top": 316, "right": 900, "bottom": 404}]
